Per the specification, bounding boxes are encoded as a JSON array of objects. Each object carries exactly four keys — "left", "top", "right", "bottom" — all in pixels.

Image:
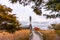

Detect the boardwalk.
[{"left": 31, "top": 31, "right": 43, "bottom": 40}]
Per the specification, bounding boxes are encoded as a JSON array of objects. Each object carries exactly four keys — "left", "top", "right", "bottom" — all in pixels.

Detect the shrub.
[{"left": 51, "top": 24, "right": 60, "bottom": 30}]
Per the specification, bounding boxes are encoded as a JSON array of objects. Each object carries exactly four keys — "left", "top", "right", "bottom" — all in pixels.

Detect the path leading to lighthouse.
[{"left": 31, "top": 31, "right": 43, "bottom": 40}]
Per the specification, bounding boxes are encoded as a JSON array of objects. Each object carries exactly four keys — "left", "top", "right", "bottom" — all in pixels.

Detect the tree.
[
  {"left": 43, "top": 0, "right": 60, "bottom": 18},
  {"left": 9, "top": 0, "right": 43, "bottom": 15},
  {"left": 0, "top": 4, "right": 21, "bottom": 33},
  {"left": 45, "top": 0, "right": 60, "bottom": 12},
  {"left": 9, "top": 0, "right": 43, "bottom": 6},
  {"left": 9, "top": 0, "right": 60, "bottom": 30},
  {"left": 9, "top": 0, "right": 60, "bottom": 17}
]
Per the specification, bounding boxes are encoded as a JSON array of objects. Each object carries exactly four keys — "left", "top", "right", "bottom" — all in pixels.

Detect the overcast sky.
[{"left": 0, "top": 0, "right": 60, "bottom": 23}]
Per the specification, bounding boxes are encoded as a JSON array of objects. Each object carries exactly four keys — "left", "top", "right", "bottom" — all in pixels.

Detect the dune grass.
[
  {"left": 55, "top": 30, "right": 60, "bottom": 36},
  {"left": 0, "top": 29, "right": 30, "bottom": 40},
  {"left": 37, "top": 30, "right": 60, "bottom": 40}
]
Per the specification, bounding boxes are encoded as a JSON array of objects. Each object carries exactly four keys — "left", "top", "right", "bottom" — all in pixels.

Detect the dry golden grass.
[
  {"left": 37, "top": 30, "right": 60, "bottom": 40},
  {"left": 0, "top": 29, "right": 30, "bottom": 40}
]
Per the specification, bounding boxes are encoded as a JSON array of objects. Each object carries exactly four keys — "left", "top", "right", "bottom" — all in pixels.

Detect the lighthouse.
[{"left": 29, "top": 16, "right": 32, "bottom": 31}]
